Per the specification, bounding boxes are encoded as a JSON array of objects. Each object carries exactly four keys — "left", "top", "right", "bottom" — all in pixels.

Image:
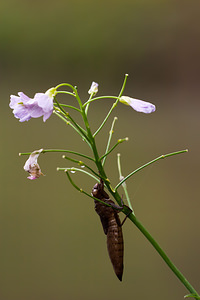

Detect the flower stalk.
[{"left": 11, "top": 75, "right": 199, "bottom": 299}]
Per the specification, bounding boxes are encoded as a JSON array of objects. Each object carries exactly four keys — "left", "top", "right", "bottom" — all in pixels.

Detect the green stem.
[
  {"left": 79, "top": 105, "right": 104, "bottom": 171},
  {"left": 128, "top": 213, "right": 199, "bottom": 299},
  {"left": 64, "top": 112, "right": 90, "bottom": 145},
  {"left": 54, "top": 78, "right": 198, "bottom": 298},
  {"left": 93, "top": 102, "right": 118, "bottom": 137},
  {"left": 83, "top": 96, "right": 118, "bottom": 108},
  {"left": 58, "top": 167, "right": 99, "bottom": 182},
  {"left": 100, "top": 138, "right": 128, "bottom": 161},
  {"left": 80, "top": 106, "right": 121, "bottom": 204},
  {"left": 62, "top": 155, "right": 100, "bottom": 178},
  {"left": 55, "top": 83, "right": 76, "bottom": 91},
  {"left": 56, "top": 91, "right": 75, "bottom": 97},
  {"left": 70, "top": 85, "right": 83, "bottom": 110},
  {"left": 54, "top": 109, "right": 89, "bottom": 144},
  {"left": 117, "top": 153, "right": 134, "bottom": 212},
  {"left": 83, "top": 73, "right": 129, "bottom": 108},
  {"left": 43, "top": 149, "right": 95, "bottom": 161},
  {"left": 65, "top": 171, "right": 118, "bottom": 208},
  {"left": 54, "top": 103, "right": 81, "bottom": 113},
  {"left": 93, "top": 74, "right": 129, "bottom": 137},
  {"left": 77, "top": 76, "right": 130, "bottom": 206},
  {"left": 102, "top": 117, "right": 118, "bottom": 166},
  {"left": 54, "top": 100, "right": 89, "bottom": 144},
  {"left": 85, "top": 93, "right": 93, "bottom": 115},
  {"left": 53, "top": 110, "right": 70, "bottom": 124},
  {"left": 115, "top": 149, "right": 188, "bottom": 190}
]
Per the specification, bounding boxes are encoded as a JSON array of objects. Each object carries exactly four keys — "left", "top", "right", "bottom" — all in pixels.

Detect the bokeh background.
[{"left": 1, "top": 0, "right": 200, "bottom": 299}]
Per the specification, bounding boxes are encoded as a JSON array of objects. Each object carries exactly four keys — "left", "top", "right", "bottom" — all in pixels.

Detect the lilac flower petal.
[
  {"left": 129, "top": 99, "right": 156, "bottom": 113},
  {"left": 120, "top": 96, "right": 156, "bottom": 114},
  {"left": 18, "top": 92, "right": 31, "bottom": 103},
  {"left": 35, "top": 93, "right": 53, "bottom": 112},
  {"left": 9, "top": 90, "right": 54, "bottom": 122},
  {"left": 9, "top": 95, "right": 21, "bottom": 109},
  {"left": 29, "top": 105, "right": 44, "bottom": 118},
  {"left": 43, "top": 110, "right": 53, "bottom": 122},
  {"left": 24, "top": 149, "right": 44, "bottom": 180},
  {"left": 10, "top": 95, "right": 32, "bottom": 122},
  {"left": 16, "top": 109, "right": 32, "bottom": 122},
  {"left": 23, "top": 149, "right": 42, "bottom": 171}
]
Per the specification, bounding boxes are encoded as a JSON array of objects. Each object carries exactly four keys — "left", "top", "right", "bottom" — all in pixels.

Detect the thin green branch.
[
  {"left": 102, "top": 117, "right": 118, "bottom": 166},
  {"left": 54, "top": 99, "right": 89, "bottom": 144},
  {"left": 54, "top": 96, "right": 69, "bottom": 116},
  {"left": 83, "top": 96, "right": 118, "bottom": 108},
  {"left": 118, "top": 73, "right": 129, "bottom": 97},
  {"left": 115, "top": 149, "right": 188, "bottom": 191},
  {"left": 53, "top": 110, "right": 84, "bottom": 136},
  {"left": 57, "top": 167, "right": 99, "bottom": 182},
  {"left": 100, "top": 138, "right": 128, "bottom": 161},
  {"left": 19, "top": 149, "right": 95, "bottom": 162},
  {"left": 93, "top": 103, "right": 118, "bottom": 137},
  {"left": 56, "top": 90, "right": 75, "bottom": 97},
  {"left": 83, "top": 74, "right": 129, "bottom": 108},
  {"left": 53, "top": 109, "right": 68, "bottom": 123},
  {"left": 55, "top": 83, "right": 83, "bottom": 109},
  {"left": 55, "top": 83, "right": 76, "bottom": 92},
  {"left": 70, "top": 86, "right": 83, "bottom": 110},
  {"left": 85, "top": 93, "right": 93, "bottom": 115},
  {"left": 117, "top": 153, "right": 134, "bottom": 212},
  {"left": 43, "top": 149, "right": 95, "bottom": 161},
  {"left": 54, "top": 103, "right": 81, "bottom": 113},
  {"left": 184, "top": 294, "right": 200, "bottom": 299},
  {"left": 65, "top": 112, "right": 90, "bottom": 144},
  {"left": 64, "top": 171, "right": 117, "bottom": 208},
  {"left": 76, "top": 75, "right": 130, "bottom": 196},
  {"left": 93, "top": 74, "right": 129, "bottom": 137},
  {"left": 62, "top": 155, "right": 100, "bottom": 178}
]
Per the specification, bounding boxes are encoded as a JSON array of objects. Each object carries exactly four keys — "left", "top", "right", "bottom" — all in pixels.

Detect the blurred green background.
[{"left": 1, "top": 0, "right": 200, "bottom": 299}]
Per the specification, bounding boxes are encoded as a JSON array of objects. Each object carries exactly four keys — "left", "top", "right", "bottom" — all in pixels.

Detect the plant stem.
[
  {"left": 102, "top": 117, "right": 118, "bottom": 166},
  {"left": 100, "top": 138, "right": 128, "bottom": 161},
  {"left": 62, "top": 155, "right": 100, "bottom": 178},
  {"left": 115, "top": 150, "right": 188, "bottom": 190},
  {"left": 54, "top": 103, "right": 81, "bottom": 112},
  {"left": 92, "top": 73, "right": 129, "bottom": 136},
  {"left": 65, "top": 171, "right": 117, "bottom": 208},
  {"left": 78, "top": 75, "right": 130, "bottom": 205},
  {"left": 128, "top": 213, "right": 199, "bottom": 299},
  {"left": 42, "top": 149, "right": 95, "bottom": 161},
  {"left": 53, "top": 78, "right": 199, "bottom": 298},
  {"left": 117, "top": 153, "right": 134, "bottom": 212},
  {"left": 58, "top": 167, "right": 99, "bottom": 182}
]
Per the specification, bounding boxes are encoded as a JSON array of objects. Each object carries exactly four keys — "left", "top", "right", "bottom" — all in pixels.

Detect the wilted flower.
[
  {"left": 9, "top": 88, "right": 56, "bottom": 122},
  {"left": 23, "top": 149, "right": 44, "bottom": 180},
  {"left": 120, "top": 96, "right": 156, "bottom": 114},
  {"left": 88, "top": 81, "right": 98, "bottom": 95}
]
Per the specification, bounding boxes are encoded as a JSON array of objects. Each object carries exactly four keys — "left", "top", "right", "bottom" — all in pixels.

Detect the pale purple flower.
[
  {"left": 88, "top": 81, "right": 98, "bottom": 95},
  {"left": 23, "top": 149, "right": 44, "bottom": 180},
  {"left": 9, "top": 88, "right": 56, "bottom": 122},
  {"left": 119, "top": 96, "right": 156, "bottom": 114}
]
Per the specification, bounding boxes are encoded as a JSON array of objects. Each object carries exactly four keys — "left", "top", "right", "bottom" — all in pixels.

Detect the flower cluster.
[
  {"left": 9, "top": 80, "right": 156, "bottom": 180},
  {"left": 9, "top": 88, "right": 56, "bottom": 122}
]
